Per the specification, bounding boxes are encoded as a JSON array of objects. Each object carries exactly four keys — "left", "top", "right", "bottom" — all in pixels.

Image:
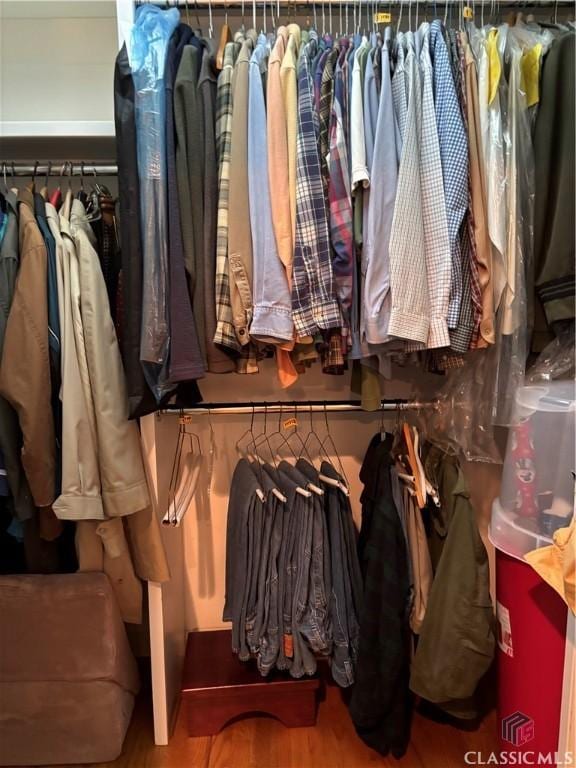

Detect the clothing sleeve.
[
  {"left": 0, "top": 234, "right": 55, "bottom": 508},
  {"left": 74, "top": 222, "right": 150, "bottom": 518},
  {"left": 350, "top": 52, "right": 370, "bottom": 190},
  {"left": 420, "top": 45, "right": 451, "bottom": 349},
  {"left": 387, "top": 47, "right": 430, "bottom": 344},
  {"left": 248, "top": 51, "right": 294, "bottom": 345}
]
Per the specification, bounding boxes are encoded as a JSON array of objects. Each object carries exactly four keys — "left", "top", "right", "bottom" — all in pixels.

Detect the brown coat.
[{"left": 0, "top": 188, "right": 55, "bottom": 507}]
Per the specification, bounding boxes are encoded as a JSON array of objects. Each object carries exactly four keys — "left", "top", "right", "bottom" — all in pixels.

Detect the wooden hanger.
[
  {"left": 216, "top": 1, "right": 232, "bottom": 70},
  {"left": 402, "top": 423, "right": 426, "bottom": 509}
]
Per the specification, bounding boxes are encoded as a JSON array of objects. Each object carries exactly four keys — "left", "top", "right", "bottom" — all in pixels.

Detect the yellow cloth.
[
  {"left": 521, "top": 44, "right": 542, "bottom": 109},
  {"left": 525, "top": 518, "right": 575, "bottom": 615},
  {"left": 487, "top": 29, "right": 501, "bottom": 106}
]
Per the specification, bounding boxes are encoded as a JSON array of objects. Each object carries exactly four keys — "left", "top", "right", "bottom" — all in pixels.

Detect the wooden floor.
[{"left": 96, "top": 684, "right": 499, "bottom": 768}]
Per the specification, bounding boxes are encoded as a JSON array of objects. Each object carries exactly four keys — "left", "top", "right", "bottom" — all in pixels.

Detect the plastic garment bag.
[
  {"left": 131, "top": 5, "right": 180, "bottom": 401},
  {"left": 491, "top": 28, "right": 538, "bottom": 425}
]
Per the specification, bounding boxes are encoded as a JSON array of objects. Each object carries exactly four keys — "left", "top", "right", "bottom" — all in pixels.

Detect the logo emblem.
[{"left": 502, "top": 712, "right": 535, "bottom": 746}]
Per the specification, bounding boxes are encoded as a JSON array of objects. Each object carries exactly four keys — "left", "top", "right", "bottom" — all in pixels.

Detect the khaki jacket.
[
  {"left": 70, "top": 199, "right": 150, "bottom": 518},
  {"left": 0, "top": 189, "right": 55, "bottom": 507},
  {"left": 49, "top": 203, "right": 105, "bottom": 520}
]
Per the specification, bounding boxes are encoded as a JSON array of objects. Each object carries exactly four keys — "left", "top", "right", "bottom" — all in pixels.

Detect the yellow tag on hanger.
[
  {"left": 463, "top": 6, "right": 473, "bottom": 19},
  {"left": 179, "top": 415, "right": 193, "bottom": 425},
  {"left": 374, "top": 12, "right": 392, "bottom": 23},
  {"left": 283, "top": 418, "right": 298, "bottom": 430},
  {"left": 521, "top": 43, "right": 542, "bottom": 108}
]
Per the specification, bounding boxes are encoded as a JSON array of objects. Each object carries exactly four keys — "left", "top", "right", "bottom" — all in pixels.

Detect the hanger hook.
[
  {"left": 208, "top": 0, "right": 214, "bottom": 37},
  {"left": 2, "top": 162, "right": 7, "bottom": 190},
  {"left": 45, "top": 161, "right": 52, "bottom": 188},
  {"left": 32, "top": 161, "right": 39, "bottom": 186},
  {"left": 80, "top": 161, "right": 85, "bottom": 192}
]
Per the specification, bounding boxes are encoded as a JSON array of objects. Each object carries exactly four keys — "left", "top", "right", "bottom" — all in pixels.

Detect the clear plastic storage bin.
[{"left": 490, "top": 382, "right": 575, "bottom": 560}]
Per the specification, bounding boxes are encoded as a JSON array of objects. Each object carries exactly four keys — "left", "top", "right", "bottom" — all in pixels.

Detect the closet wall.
[
  {"left": 158, "top": 365, "right": 416, "bottom": 632},
  {"left": 0, "top": 1, "right": 117, "bottom": 137}
]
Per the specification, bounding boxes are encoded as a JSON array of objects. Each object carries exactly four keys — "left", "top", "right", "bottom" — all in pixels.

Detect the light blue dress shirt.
[
  {"left": 362, "top": 28, "right": 398, "bottom": 345},
  {"left": 363, "top": 46, "right": 379, "bottom": 171},
  {"left": 248, "top": 35, "right": 294, "bottom": 344}
]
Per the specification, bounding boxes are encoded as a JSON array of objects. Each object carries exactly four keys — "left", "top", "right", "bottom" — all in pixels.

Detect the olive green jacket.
[{"left": 409, "top": 447, "right": 495, "bottom": 719}]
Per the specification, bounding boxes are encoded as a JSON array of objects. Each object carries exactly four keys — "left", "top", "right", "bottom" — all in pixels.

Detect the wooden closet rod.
[
  {"left": 161, "top": 399, "right": 436, "bottom": 415},
  {"left": 1, "top": 162, "right": 118, "bottom": 177}
]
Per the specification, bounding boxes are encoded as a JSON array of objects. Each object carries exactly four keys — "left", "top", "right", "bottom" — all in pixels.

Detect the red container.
[{"left": 496, "top": 550, "right": 568, "bottom": 764}]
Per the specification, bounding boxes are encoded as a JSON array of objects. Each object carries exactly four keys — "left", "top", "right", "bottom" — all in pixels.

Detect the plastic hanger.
[{"left": 49, "top": 163, "right": 64, "bottom": 209}]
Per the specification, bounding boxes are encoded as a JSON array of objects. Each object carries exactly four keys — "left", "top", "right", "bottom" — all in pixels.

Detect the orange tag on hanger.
[
  {"left": 374, "top": 11, "right": 392, "bottom": 23},
  {"left": 179, "top": 415, "right": 193, "bottom": 425},
  {"left": 283, "top": 418, "right": 298, "bottom": 430},
  {"left": 463, "top": 6, "right": 474, "bottom": 19}
]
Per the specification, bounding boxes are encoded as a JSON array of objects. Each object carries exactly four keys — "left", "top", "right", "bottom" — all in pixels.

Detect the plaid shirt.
[
  {"left": 214, "top": 41, "right": 241, "bottom": 354},
  {"left": 328, "top": 60, "right": 354, "bottom": 330},
  {"left": 319, "top": 47, "right": 339, "bottom": 197},
  {"left": 448, "top": 30, "right": 482, "bottom": 354},
  {"left": 429, "top": 21, "right": 469, "bottom": 330},
  {"left": 291, "top": 34, "right": 342, "bottom": 338},
  {"left": 419, "top": 23, "right": 451, "bottom": 350},
  {"left": 387, "top": 34, "right": 430, "bottom": 345}
]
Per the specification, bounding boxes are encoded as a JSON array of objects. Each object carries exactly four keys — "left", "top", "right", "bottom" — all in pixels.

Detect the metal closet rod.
[
  {"left": 146, "top": 0, "right": 574, "bottom": 6},
  {"left": 161, "top": 399, "right": 435, "bottom": 415},
  {"left": 1, "top": 162, "right": 118, "bottom": 177}
]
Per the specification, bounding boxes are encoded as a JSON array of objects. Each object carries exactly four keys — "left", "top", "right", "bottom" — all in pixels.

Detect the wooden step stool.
[{"left": 182, "top": 629, "right": 321, "bottom": 736}]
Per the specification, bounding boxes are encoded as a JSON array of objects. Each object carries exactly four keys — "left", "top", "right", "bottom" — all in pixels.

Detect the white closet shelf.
[{"left": 0, "top": 121, "right": 115, "bottom": 138}]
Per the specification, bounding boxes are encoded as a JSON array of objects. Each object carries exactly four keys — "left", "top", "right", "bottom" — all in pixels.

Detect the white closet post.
[
  {"left": 140, "top": 414, "right": 188, "bottom": 746},
  {"left": 116, "top": 0, "right": 135, "bottom": 52}
]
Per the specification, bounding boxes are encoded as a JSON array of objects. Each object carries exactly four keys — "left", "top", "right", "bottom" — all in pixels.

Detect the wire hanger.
[
  {"left": 236, "top": 405, "right": 266, "bottom": 501},
  {"left": 163, "top": 411, "right": 203, "bottom": 526},
  {"left": 317, "top": 405, "right": 349, "bottom": 495},
  {"left": 248, "top": 406, "right": 288, "bottom": 502}
]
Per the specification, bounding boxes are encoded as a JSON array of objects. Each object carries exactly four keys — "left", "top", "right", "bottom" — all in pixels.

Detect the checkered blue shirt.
[
  {"left": 429, "top": 21, "right": 469, "bottom": 329},
  {"left": 291, "top": 34, "right": 343, "bottom": 337}
]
